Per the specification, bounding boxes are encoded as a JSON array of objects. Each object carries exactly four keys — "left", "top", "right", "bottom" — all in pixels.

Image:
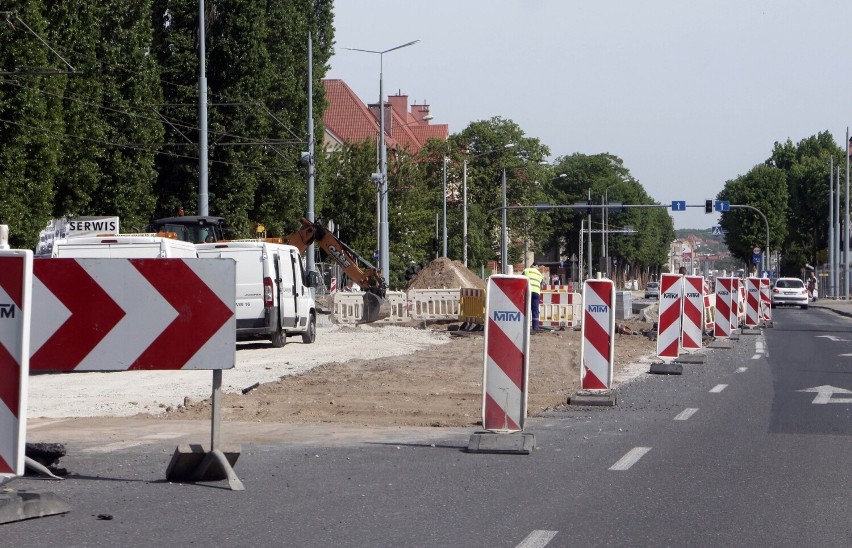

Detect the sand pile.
[{"left": 406, "top": 257, "right": 487, "bottom": 291}]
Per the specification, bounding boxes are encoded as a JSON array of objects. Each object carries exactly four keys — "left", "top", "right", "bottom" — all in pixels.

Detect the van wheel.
[
  {"left": 271, "top": 328, "right": 286, "bottom": 348},
  {"left": 301, "top": 313, "right": 316, "bottom": 344}
]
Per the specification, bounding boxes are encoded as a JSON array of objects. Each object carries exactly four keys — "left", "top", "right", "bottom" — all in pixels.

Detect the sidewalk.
[{"left": 807, "top": 298, "right": 852, "bottom": 318}]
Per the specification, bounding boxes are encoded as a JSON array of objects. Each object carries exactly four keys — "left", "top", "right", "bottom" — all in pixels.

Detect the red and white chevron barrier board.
[
  {"left": 760, "top": 277, "right": 772, "bottom": 323},
  {"left": 682, "top": 275, "right": 704, "bottom": 350},
  {"left": 745, "top": 278, "right": 761, "bottom": 327},
  {"left": 714, "top": 278, "right": 734, "bottom": 338},
  {"left": 656, "top": 274, "right": 683, "bottom": 359},
  {"left": 482, "top": 275, "right": 530, "bottom": 431},
  {"left": 330, "top": 276, "right": 337, "bottom": 294},
  {"left": 0, "top": 250, "right": 32, "bottom": 478},
  {"left": 29, "top": 258, "right": 235, "bottom": 372},
  {"left": 580, "top": 279, "right": 615, "bottom": 390}
]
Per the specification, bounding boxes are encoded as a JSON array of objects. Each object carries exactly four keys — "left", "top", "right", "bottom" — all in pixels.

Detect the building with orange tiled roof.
[{"left": 322, "top": 79, "right": 448, "bottom": 154}]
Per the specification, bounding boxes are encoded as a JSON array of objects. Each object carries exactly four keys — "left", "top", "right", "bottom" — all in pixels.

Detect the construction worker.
[{"left": 523, "top": 263, "right": 545, "bottom": 331}]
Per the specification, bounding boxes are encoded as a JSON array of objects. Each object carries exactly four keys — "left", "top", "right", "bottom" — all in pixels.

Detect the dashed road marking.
[
  {"left": 674, "top": 408, "right": 699, "bottom": 421},
  {"left": 516, "top": 530, "right": 558, "bottom": 548},
  {"left": 736, "top": 367, "right": 748, "bottom": 373},
  {"left": 710, "top": 384, "right": 728, "bottom": 393},
  {"left": 751, "top": 354, "right": 761, "bottom": 360},
  {"left": 609, "top": 447, "right": 652, "bottom": 471}
]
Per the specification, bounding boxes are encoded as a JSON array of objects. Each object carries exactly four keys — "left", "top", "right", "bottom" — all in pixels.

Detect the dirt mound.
[{"left": 406, "top": 257, "right": 487, "bottom": 290}]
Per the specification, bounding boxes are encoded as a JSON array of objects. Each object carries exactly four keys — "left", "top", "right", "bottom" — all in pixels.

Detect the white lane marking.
[
  {"left": 751, "top": 354, "right": 760, "bottom": 360},
  {"left": 710, "top": 384, "right": 728, "bottom": 393},
  {"left": 817, "top": 335, "right": 848, "bottom": 342},
  {"left": 798, "top": 385, "right": 852, "bottom": 404},
  {"left": 609, "top": 447, "right": 652, "bottom": 471},
  {"left": 516, "top": 530, "right": 559, "bottom": 548},
  {"left": 736, "top": 367, "right": 748, "bottom": 373},
  {"left": 755, "top": 340, "right": 765, "bottom": 352},
  {"left": 674, "top": 408, "right": 698, "bottom": 421}
]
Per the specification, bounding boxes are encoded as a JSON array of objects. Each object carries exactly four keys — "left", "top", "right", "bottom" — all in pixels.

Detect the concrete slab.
[
  {"left": 675, "top": 354, "right": 706, "bottom": 364},
  {"left": 709, "top": 340, "right": 735, "bottom": 349},
  {"left": 569, "top": 390, "right": 617, "bottom": 407},
  {"left": 467, "top": 432, "right": 535, "bottom": 454},
  {"left": 649, "top": 362, "right": 683, "bottom": 375},
  {"left": 0, "top": 490, "right": 71, "bottom": 524}
]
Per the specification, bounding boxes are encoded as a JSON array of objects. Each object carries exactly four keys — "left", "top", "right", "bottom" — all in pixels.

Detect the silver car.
[
  {"left": 771, "top": 277, "right": 808, "bottom": 309},
  {"left": 645, "top": 281, "right": 660, "bottom": 299}
]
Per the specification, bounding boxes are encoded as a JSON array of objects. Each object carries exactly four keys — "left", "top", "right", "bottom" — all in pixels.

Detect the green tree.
[
  {"left": 717, "top": 164, "right": 787, "bottom": 269},
  {"left": 546, "top": 153, "right": 673, "bottom": 282},
  {"left": 764, "top": 132, "right": 839, "bottom": 274},
  {"left": 0, "top": 4, "right": 63, "bottom": 248},
  {"left": 452, "top": 117, "right": 550, "bottom": 270}
]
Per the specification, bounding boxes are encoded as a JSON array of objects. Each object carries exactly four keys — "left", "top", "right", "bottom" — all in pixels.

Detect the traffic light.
[{"left": 705, "top": 199, "right": 713, "bottom": 213}]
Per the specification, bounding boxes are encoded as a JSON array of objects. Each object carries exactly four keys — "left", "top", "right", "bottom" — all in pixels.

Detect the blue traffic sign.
[
  {"left": 715, "top": 200, "right": 730, "bottom": 212},
  {"left": 752, "top": 253, "right": 761, "bottom": 264},
  {"left": 671, "top": 200, "right": 686, "bottom": 211},
  {"left": 711, "top": 226, "right": 723, "bottom": 237}
]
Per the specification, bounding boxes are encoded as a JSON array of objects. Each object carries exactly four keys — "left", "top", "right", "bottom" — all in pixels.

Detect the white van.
[
  {"left": 50, "top": 234, "right": 198, "bottom": 258},
  {"left": 196, "top": 241, "right": 318, "bottom": 347}
]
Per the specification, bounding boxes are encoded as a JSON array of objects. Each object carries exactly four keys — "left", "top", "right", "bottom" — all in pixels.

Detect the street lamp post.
[
  {"left": 343, "top": 40, "right": 420, "bottom": 282},
  {"left": 442, "top": 156, "right": 448, "bottom": 257},
  {"left": 502, "top": 167, "right": 508, "bottom": 273}
]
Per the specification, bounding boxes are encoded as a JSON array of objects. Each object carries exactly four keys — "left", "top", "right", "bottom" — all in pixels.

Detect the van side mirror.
[{"left": 306, "top": 270, "right": 319, "bottom": 288}]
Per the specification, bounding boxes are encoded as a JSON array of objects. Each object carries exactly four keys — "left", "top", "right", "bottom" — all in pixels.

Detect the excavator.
[{"left": 283, "top": 217, "right": 390, "bottom": 323}]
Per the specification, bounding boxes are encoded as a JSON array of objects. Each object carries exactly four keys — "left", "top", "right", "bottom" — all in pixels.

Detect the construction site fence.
[{"left": 330, "top": 287, "right": 581, "bottom": 326}]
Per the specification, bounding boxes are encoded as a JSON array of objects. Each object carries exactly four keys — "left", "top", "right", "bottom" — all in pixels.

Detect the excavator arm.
[{"left": 284, "top": 218, "right": 388, "bottom": 322}]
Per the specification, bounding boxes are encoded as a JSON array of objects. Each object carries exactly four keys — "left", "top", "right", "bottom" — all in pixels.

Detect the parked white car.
[{"left": 771, "top": 277, "right": 808, "bottom": 309}]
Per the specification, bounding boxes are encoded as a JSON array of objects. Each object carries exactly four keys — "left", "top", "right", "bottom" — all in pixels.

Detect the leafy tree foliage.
[
  {"left": 718, "top": 164, "right": 787, "bottom": 270},
  {"left": 762, "top": 132, "right": 839, "bottom": 274},
  {"left": 151, "top": 0, "right": 334, "bottom": 237},
  {"left": 449, "top": 117, "right": 551, "bottom": 270},
  {"left": 0, "top": 4, "right": 63, "bottom": 248},
  {"left": 546, "top": 153, "right": 673, "bottom": 280}
]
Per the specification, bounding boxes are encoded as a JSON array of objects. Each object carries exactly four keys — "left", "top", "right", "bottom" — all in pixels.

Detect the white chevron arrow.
[{"left": 798, "top": 385, "right": 852, "bottom": 404}]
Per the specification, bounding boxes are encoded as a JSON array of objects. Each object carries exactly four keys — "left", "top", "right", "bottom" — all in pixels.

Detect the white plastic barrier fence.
[
  {"left": 384, "top": 291, "right": 408, "bottom": 322},
  {"left": 539, "top": 290, "right": 581, "bottom": 328},
  {"left": 333, "top": 291, "right": 366, "bottom": 324},
  {"left": 408, "top": 289, "right": 461, "bottom": 320}
]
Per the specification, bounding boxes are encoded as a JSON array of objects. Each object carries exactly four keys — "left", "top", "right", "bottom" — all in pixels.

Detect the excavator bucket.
[{"left": 361, "top": 291, "right": 391, "bottom": 323}]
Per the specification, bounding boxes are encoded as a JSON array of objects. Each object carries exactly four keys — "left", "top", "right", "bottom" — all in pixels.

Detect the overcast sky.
[{"left": 328, "top": 1, "right": 852, "bottom": 230}]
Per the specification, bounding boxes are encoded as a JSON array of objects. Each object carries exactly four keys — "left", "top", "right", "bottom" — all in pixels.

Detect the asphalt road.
[{"left": 6, "top": 308, "right": 851, "bottom": 547}]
